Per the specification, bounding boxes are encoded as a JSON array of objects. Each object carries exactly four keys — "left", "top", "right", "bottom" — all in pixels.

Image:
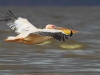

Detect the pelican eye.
[{"left": 52, "top": 25, "right": 55, "bottom": 28}]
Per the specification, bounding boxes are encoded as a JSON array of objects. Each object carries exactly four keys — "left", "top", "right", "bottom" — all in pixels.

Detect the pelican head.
[
  {"left": 45, "top": 24, "right": 56, "bottom": 29},
  {"left": 45, "top": 24, "right": 78, "bottom": 35}
]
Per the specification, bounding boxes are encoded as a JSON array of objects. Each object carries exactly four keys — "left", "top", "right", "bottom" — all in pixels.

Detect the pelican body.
[{"left": 0, "top": 10, "right": 78, "bottom": 45}]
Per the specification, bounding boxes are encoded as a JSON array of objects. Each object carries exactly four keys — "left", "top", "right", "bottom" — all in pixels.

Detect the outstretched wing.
[
  {"left": 30, "top": 29, "right": 73, "bottom": 41},
  {"left": 0, "top": 10, "right": 37, "bottom": 34}
]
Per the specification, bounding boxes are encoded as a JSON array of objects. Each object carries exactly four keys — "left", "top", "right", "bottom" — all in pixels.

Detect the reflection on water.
[{"left": 0, "top": 7, "right": 100, "bottom": 75}]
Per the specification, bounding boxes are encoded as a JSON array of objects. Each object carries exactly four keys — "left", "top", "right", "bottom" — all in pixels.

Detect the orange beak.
[{"left": 55, "top": 26, "right": 78, "bottom": 35}]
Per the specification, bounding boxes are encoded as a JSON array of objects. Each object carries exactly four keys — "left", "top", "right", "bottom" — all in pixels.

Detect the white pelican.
[{"left": 0, "top": 10, "right": 78, "bottom": 45}]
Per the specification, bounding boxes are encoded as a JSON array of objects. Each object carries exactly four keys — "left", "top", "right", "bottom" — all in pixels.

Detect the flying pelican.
[{"left": 0, "top": 10, "right": 78, "bottom": 45}]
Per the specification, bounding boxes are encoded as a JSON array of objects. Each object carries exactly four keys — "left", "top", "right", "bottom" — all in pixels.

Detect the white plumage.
[{"left": 0, "top": 10, "right": 77, "bottom": 45}]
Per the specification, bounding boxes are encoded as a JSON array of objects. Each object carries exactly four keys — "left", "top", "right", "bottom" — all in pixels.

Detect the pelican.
[{"left": 0, "top": 10, "right": 78, "bottom": 45}]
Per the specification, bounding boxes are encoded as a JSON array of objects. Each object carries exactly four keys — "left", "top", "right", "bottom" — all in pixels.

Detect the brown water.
[{"left": 0, "top": 7, "right": 100, "bottom": 75}]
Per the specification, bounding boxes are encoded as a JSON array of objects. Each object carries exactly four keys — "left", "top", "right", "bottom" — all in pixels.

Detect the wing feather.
[
  {"left": 31, "top": 29, "right": 72, "bottom": 41},
  {"left": 0, "top": 10, "right": 37, "bottom": 34}
]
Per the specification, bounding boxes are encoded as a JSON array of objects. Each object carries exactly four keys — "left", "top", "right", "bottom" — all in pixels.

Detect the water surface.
[{"left": 0, "top": 7, "right": 100, "bottom": 75}]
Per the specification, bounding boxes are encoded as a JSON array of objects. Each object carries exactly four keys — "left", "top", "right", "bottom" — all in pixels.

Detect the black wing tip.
[
  {"left": 0, "top": 9, "right": 17, "bottom": 22},
  {"left": 7, "top": 9, "right": 16, "bottom": 18},
  {"left": 70, "top": 31, "right": 73, "bottom": 36}
]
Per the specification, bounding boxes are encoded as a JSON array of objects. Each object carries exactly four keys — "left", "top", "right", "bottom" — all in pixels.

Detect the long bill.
[{"left": 55, "top": 26, "right": 78, "bottom": 35}]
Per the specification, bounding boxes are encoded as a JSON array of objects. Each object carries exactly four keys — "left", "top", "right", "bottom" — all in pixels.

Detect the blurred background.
[
  {"left": 0, "top": 0, "right": 100, "bottom": 75},
  {"left": 0, "top": 0, "right": 100, "bottom": 6}
]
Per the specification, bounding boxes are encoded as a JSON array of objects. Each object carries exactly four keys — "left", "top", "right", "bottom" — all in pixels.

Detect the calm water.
[{"left": 0, "top": 7, "right": 100, "bottom": 75}]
